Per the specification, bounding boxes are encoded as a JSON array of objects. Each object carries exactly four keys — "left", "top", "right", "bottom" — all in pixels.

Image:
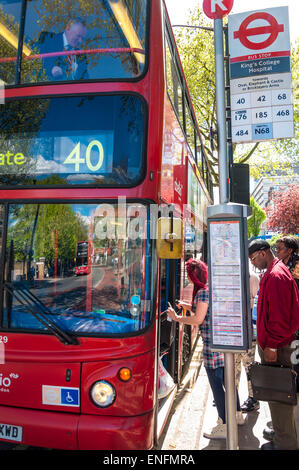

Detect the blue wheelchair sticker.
[
  {"left": 61, "top": 388, "right": 79, "bottom": 406},
  {"left": 61, "top": 388, "right": 80, "bottom": 407},
  {"left": 42, "top": 385, "right": 80, "bottom": 407}
]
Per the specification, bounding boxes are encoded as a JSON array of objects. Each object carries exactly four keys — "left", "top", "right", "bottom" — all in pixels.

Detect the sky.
[{"left": 165, "top": 0, "right": 298, "bottom": 44}]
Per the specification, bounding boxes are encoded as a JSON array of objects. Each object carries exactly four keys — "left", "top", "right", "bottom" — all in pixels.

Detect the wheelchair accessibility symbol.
[
  {"left": 42, "top": 385, "right": 80, "bottom": 407},
  {"left": 61, "top": 388, "right": 80, "bottom": 407},
  {"left": 66, "top": 391, "right": 74, "bottom": 403}
]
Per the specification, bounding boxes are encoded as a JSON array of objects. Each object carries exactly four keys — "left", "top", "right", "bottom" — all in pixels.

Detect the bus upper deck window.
[
  {"left": 0, "top": 1, "right": 23, "bottom": 85},
  {"left": 19, "top": 0, "right": 148, "bottom": 83}
]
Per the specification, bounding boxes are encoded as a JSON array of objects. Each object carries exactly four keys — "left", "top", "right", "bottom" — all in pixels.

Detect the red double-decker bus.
[
  {"left": 0, "top": 0, "right": 213, "bottom": 450},
  {"left": 75, "top": 241, "right": 91, "bottom": 275}
]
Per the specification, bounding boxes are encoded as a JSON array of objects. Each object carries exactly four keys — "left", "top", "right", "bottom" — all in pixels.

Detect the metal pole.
[
  {"left": 214, "top": 18, "right": 238, "bottom": 450},
  {"left": 214, "top": 18, "right": 228, "bottom": 205},
  {"left": 224, "top": 352, "right": 238, "bottom": 449}
]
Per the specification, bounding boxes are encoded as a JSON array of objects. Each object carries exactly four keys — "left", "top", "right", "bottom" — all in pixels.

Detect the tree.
[
  {"left": 173, "top": 8, "right": 299, "bottom": 185},
  {"left": 34, "top": 204, "right": 88, "bottom": 264},
  {"left": 247, "top": 197, "right": 266, "bottom": 238},
  {"left": 8, "top": 203, "right": 88, "bottom": 270},
  {"left": 268, "top": 233, "right": 299, "bottom": 248},
  {"left": 266, "top": 40, "right": 299, "bottom": 161},
  {"left": 266, "top": 185, "right": 299, "bottom": 234},
  {"left": 247, "top": 40, "right": 299, "bottom": 180}
]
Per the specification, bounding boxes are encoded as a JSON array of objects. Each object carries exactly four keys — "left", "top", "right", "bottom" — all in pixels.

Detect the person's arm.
[
  {"left": 166, "top": 299, "right": 208, "bottom": 326},
  {"left": 249, "top": 272, "right": 260, "bottom": 309},
  {"left": 264, "top": 348, "right": 277, "bottom": 362},
  {"left": 264, "top": 273, "right": 297, "bottom": 362}
]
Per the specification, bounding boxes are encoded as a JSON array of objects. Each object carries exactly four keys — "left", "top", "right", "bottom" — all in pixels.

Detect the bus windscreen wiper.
[{"left": 4, "top": 282, "right": 78, "bottom": 345}]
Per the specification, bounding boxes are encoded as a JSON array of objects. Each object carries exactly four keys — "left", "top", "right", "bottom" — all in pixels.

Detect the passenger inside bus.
[
  {"left": 37, "top": 18, "right": 89, "bottom": 81},
  {"left": 0, "top": 0, "right": 147, "bottom": 84}
]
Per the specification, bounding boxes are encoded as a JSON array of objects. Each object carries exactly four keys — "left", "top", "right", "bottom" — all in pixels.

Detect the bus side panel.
[
  {"left": 78, "top": 412, "right": 154, "bottom": 450},
  {"left": 81, "top": 350, "right": 156, "bottom": 416},
  {"left": 0, "top": 405, "right": 79, "bottom": 449},
  {"left": 161, "top": 95, "right": 187, "bottom": 210}
]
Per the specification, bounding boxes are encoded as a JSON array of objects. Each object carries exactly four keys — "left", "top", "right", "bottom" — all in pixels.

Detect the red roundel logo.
[
  {"left": 233, "top": 12, "right": 284, "bottom": 50},
  {"left": 203, "top": 0, "right": 234, "bottom": 20}
]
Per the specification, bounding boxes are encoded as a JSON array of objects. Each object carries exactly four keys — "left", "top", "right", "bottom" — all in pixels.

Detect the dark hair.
[
  {"left": 291, "top": 254, "right": 299, "bottom": 288},
  {"left": 292, "top": 254, "right": 299, "bottom": 266},
  {"left": 248, "top": 239, "right": 270, "bottom": 256},
  {"left": 276, "top": 236, "right": 299, "bottom": 255}
]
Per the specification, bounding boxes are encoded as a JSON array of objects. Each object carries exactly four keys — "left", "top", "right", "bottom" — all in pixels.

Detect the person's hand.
[
  {"left": 51, "top": 66, "right": 63, "bottom": 78},
  {"left": 175, "top": 300, "right": 191, "bottom": 311},
  {"left": 166, "top": 306, "right": 179, "bottom": 322},
  {"left": 264, "top": 348, "right": 277, "bottom": 363}
]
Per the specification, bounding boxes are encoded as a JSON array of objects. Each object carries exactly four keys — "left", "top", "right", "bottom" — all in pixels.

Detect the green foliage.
[
  {"left": 269, "top": 233, "right": 299, "bottom": 247},
  {"left": 7, "top": 204, "right": 88, "bottom": 264},
  {"left": 174, "top": 10, "right": 217, "bottom": 176},
  {"left": 173, "top": 9, "right": 299, "bottom": 185},
  {"left": 270, "top": 40, "right": 299, "bottom": 160},
  {"left": 247, "top": 196, "right": 266, "bottom": 238}
]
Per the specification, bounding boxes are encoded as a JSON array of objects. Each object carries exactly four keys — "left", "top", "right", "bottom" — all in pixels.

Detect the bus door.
[{"left": 159, "top": 258, "right": 180, "bottom": 384}]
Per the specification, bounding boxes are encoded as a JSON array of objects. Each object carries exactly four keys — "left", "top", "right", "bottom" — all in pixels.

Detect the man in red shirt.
[{"left": 248, "top": 239, "right": 299, "bottom": 450}]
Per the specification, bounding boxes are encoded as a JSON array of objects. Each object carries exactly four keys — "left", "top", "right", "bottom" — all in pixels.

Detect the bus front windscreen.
[
  {"left": 1, "top": 202, "right": 152, "bottom": 336},
  {"left": 0, "top": 95, "right": 146, "bottom": 186}
]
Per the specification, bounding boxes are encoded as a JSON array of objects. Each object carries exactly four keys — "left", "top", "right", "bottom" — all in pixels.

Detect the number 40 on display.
[{"left": 64, "top": 140, "right": 104, "bottom": 172}]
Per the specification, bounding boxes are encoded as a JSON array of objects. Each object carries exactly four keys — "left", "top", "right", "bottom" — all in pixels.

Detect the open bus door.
[{"left": 155, "top": 216, "right": 193, "bottom": 443}]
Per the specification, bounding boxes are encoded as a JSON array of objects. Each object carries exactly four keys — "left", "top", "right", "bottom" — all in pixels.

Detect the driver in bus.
[{"left": 38, "top": 18, "right": 89, "bottom": 81}]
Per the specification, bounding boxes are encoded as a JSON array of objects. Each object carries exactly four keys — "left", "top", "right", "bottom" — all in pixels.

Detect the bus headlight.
[{"left": 90, "top": 380, "right": 116, "bottom": 408}]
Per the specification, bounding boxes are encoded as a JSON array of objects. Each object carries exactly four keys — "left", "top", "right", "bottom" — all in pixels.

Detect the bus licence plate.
[{"left": 0, "top": 423, "right": 22, "bottom": 442}]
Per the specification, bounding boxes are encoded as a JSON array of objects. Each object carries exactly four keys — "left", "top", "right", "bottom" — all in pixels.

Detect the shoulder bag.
[{"left": 248, "top": 361, "right": 297, "bottom": 405}]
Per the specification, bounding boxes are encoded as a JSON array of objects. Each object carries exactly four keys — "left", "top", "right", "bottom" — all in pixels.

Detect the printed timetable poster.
[{"left": 209, "top": 220, "right": 245, "bottom": 350}]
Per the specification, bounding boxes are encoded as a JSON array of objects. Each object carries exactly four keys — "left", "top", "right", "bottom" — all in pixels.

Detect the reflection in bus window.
[
  {"left": 3, "top": 203, "right": 151, "bottom": 335},
  {"left": 165, "top": 40, "right": 183, "bottom": 125},
  {"left": 75, "top": 241, "right": 91, "bottom": 276},
  {"left": 185, "top": 100, "right": 195, "bottom": 156},
  {"left": 0, "top": 0, "right": 22, "bottom": 84},
  {"left": 0, "top": 94, "right": 146, "bottom": 186},
  {"left": 0, "top": 0, "right": 148, "bottom": 84},
  {"left": 0, "top": 204, "right": 3, "bottom": 255}
]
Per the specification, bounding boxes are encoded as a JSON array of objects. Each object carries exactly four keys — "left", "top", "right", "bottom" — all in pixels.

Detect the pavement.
[{"left": 160, "top": 339, "right": 299, "bottom": 450}]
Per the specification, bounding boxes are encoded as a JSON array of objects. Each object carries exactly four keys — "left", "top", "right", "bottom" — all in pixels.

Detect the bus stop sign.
[
  {"left": 233, "top": 12, "right": 285, "bottom": 50},
  {"left": 203, "top": 0, "right": 234, "bottom": 20}
]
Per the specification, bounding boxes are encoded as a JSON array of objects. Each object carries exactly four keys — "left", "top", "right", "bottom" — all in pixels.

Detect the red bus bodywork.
[{"left": 0, "top": 0, "right": 212, "bottom": 450}]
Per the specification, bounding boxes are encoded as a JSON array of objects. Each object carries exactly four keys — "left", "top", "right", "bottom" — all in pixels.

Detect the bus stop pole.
[{"left": 214, "top": 17, "right": 238, "bottom": 450}]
